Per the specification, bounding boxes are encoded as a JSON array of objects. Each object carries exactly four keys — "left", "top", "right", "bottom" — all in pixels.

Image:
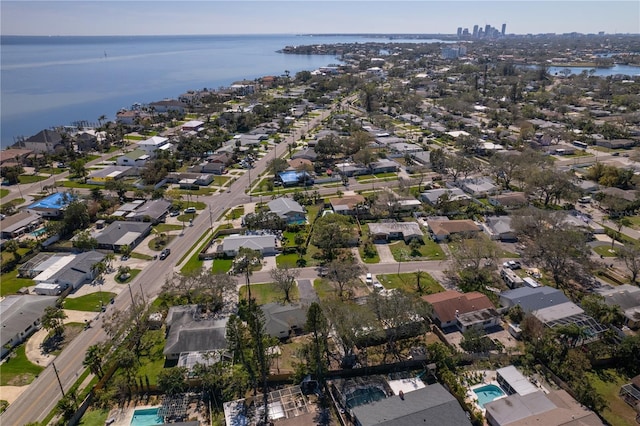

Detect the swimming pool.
[
  {"left": 473, "top": 384, "right": 506, "bottom": 408},
  {"left": 29, "top": 228, "right": 46, "bottom": 237},
  {"left": 346, "top": 386, "right": 386, "bottom": 408},
  {"left": 130, "top": 408, "right": 163, "bottom": 426}
]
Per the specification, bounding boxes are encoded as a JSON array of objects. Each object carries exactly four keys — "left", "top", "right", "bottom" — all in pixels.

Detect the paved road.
[{"left": 0, "top": 101, "right": 344, "bottom": 425}]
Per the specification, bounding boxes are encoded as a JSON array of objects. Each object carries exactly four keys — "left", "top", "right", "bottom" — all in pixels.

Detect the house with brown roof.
[
  {"left": 426, "top": 218, "right": 481, "bottom": 242},
  {"left": 488, "top": 192, "right": 528, "bottom": 210},
  {"left": 329, "top": 194, "right": 366, "bottom": 215},
  {"left": 422, "top": 290, "right": 499, "bottom": 332}
]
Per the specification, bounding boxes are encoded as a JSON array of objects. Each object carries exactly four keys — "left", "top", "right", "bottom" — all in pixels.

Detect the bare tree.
[
  {"left": 270, "top": 264, "right": 300, "bottom": 303},
  {"left": 326, "top": 256, "right": 363, "bottom": 299},
  {"left": 617, "top": 244, "right": 640, "bottom": 284}
]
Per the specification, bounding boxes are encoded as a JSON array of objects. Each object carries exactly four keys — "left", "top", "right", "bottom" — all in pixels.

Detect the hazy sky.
[{"left": 2, "top": 1, "right": 639, "bottom": 36}]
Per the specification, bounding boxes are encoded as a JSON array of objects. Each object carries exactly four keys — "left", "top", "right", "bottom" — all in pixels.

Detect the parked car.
[
  {"left": 169, "top": 210, "right": 180, "bottom": 217},
  {"left": 159, "top": 248, "right": 171, "bottom": 260},
  {"left": 503, "top": 260, "right": 521, "bottom": 270},
  {"left": 120, "top": 255, "right": 130, "bottom": 261},
  {"left": 365, "top": 273, "right": 373, "bottom": 285},
  {"left": 373, "top": 281, "right": 384, "bottom": 291},
  {"left": 184, "top": 207, "right": 196, "bottom": 214}
]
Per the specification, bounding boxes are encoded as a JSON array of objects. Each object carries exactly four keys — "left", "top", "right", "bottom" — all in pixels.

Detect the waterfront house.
[
  {"left": 13, "top": 129, "right": 64, "bottom": 153},
  {"left": 148, "top": 99, "right": 187, "bottom": 114},
  {"left": 136, "top": 136, "right": 172, "bottom": 157}
]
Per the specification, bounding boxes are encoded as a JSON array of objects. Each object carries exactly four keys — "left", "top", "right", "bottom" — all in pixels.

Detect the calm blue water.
[
  {"left": 473, "top": 384, "right": 506, "bottom": 408},
  {"left": 1, "top": 34, "right": 443, "bottom": 148},
  {"left": 130, "top": 407, "right": 163, "bottom": 426},
  {"left": 547, "top": 64, "right": 640, "bottom": 77}
]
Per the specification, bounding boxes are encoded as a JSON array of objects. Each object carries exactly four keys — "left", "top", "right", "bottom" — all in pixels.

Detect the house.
[
  {"left": 261, "top": 302, "right": 308, "bottom": 339},
  {"left": 95, "top": 221, "right": 152, "bottom": 252},
  {"left": 420, "top": 188, "right": 470, "bottom": 206},
  {"left": 75, "top": 131, "right": 99, "bottom": 152},
  {"left": 351, "top": 383, "right": 472, "bottom": 426},
  {"left": 287, "top": 158, "right": 313, "bottom": 170},
  {"left": 276, "top": 170, "right": 314, "bottom": 187},
  {"left": 499, "top": 287, "right": 571, "bottom": 313},
  {"left": 483, "top": 216, "right": 517, "bottom": 242},
  {"left": 181, "top": 120, "right": 205, "bottom": 132},
  {"left": 422, "top": 290, "right": 499, "bottom": 332},
  {"left": 368, "top": 222, "right": 424, "bottom": 243},
  {"left": 389, "top": 142, "right": 422, "bottom": 154},
  {"left": 206, "top": 152, "right": 234, "bottom": 166},
  {"left": 0, "top": 211, "right": 42, "bottom": 239},
  {"left": 116, "top": 110, "right": 151, "bottom": 125},
  {"left": 458, "top": 177, "right": 499, "bottom": 197},
  {"left": 86, "top": 166, "right": 134, "bottom": 185},
  {"left": 596, "top": 139, "right": 636, "bottom": 149},
  {"left": 488, "top": 192, "right": 528, "bottom": 210},
  {"left": 221, "top": 234, "right": 277, "bottom": 257},
  {"left": 0, "top": 148, "right": 33, "bottom": 168},
  {"left": 329, "top": 194, "right": 366, "bottom": 215},
  {"left": 336, "top": 163, "right": 368, "bottom": 177},
  {"left": 125, "top": 199, "right": 171, "bottom": 223},
  {"left": 369, "top": 159, "right": 399, "bottom": 174},
  {"left": 426, "top": 218, "right": 481, "bottom": 242},
  {"left": 486, "top": 389, "right": 602, "bottom": 426},
  {"left": 27, "top": 192, "right": 75, "bottom": 218},
  {"left": 163, "top": 305, "right": 229, "bottom": 361},
  {"left": 596, "top": 284, "right": 640, "bottom": 330},
  {"left": 34, "top": 251, "right": 105, "bottom": 292},
  {"left": 136, "top": 136, "right": 171, "bottom": 157},
  {"left": 0, "top": 295, "right": 59, "bottom": 359},
  {"left": 12, "top": 129, "right": 64, "bottom": 153},
  {"left": 620, "top": 374, "right": 640, "bottom": 410},
  {"left": 116, "top": 149, "right": 150, "bottom": 167},
  {"left": 267, "top": 197, "right": 306, "bottom": 224},
  {"left": 291, "top": 148, "right": 318, "bottom": 162},
  {"left": 148, "top": 99, "right": 187, "bottom": 114}
]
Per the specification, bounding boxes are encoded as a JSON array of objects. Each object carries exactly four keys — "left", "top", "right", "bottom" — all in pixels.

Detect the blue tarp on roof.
[{"left": 28, "top": 192, "right": 75, "bottom": 210}]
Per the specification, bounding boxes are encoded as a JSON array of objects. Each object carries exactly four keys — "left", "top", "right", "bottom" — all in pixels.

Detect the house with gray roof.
[
  {"left": 483, "top": 216, "right": 517, "bottom": 242},
  {"left": 596, "top": 284, "right": 640, "bottom": 330},
  {"left": 163, "top": 305, "right": 229, "bottom": 361},
  {"left": 499, "top": 287, "right": 570, "bottom": 313},
  {"left": 221, "top": 234, "right": 277, "bottom": 257},
  {"left": 368, "top": 221, "right": 424, "bottom": 243},
  {"left": 87, "top": 166, "right": 135, "bottom": 185},
  {"left": 267, "top": 197, "right": 306, "bottom": 224},
  {"left": 488, "top": 192, "right": 528, "bottom": 210},
  {"left": 0, "top": 211, "right": 42, "bottom": 239},
  {"left": 1, "top": 295, "right": 58, "bottom": 359},
  {"left": 457, "top": 176, "right": 499, "bottom": 197},
  {"left": 351, "top": 383, "right": 472, "bottom": 426},
  {"left": 95, "top": 221, "right": 151, "bottom": 252},
  {"left": 12, "top": 129, "right": 64, "bottom": 153},
  {"left": 125, "top": 199, "right": 171, "bottom": 223},
  {"left": 370, "top": 159, "right": 399, "bottom": 174},
  {"left": 291, "top": 148, "right": 318, "bottom": 162},
  {"left": 34, "top": 251, "right": 105, "bottom": 292},
  {"left": 261, "top": 302, "right": 308, "bottom": 339},
  {"left": 420, "top": 188, "right": 470, "bottom": 206}
]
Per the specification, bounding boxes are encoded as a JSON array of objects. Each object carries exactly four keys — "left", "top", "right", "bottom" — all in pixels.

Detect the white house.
[{"left": 221, "top": 234, "right": 277, "bottom": 257}]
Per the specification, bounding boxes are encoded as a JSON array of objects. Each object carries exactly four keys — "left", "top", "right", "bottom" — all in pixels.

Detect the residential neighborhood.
[{"left": 1, "top": 30, "right": 640, "bottom": 426}]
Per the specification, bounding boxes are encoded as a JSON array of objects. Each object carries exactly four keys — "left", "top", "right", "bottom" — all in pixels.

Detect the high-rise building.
[
  {"left": 457, "top": 27, "right": 463, "bottom": 37},
  {"left": 473, "top": 25, "right": 479, "bottom": 38},
  {"left": 485, "top": 24, "right": 491, "bottom": 37},
  {"left": 501, "top": 23, "right": 506, "bottom": 35}
]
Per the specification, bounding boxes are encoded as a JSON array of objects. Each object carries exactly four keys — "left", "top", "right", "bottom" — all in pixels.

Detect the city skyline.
[{"left": 1, "top": 1, "right": 639, "bottom": 37}]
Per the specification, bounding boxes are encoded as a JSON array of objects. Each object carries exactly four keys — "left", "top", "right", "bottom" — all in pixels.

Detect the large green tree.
[{"left": 311, "top": 214, "right": 355, "bottom": 261}]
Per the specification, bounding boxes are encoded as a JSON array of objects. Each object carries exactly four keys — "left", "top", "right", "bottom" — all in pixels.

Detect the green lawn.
[
  {"left": 133, "top": 329, "right": 167, "bottom": 386},
  {"left": 587, "top": 369, "right": 638, "bottom": 426},
  {"left": 178, "top": 187, "right": 218, "bottom": 196},
  {"left": 148, "top": 235, "right": 176, "bottom": 251},
  {"left": 276, "top": 253, "right": 300, "bottom": 268},
  {"left": 0, "top": 188, "right": 10, "bottom": 198},
  {"left": 177, "top": 213, "right": 198, "bottom": 222},
  {"left": 378, "top": 272, "right": 445, "bottom": 295},
  {"left": 0, "top": 270, "right": 34, "bottom": 296},
  {"left": 153, "top": 223, "right": 183, "bottom": 232},
  {"left": 180, "top": 233, "right": 216, "bottom": 274},
  {"left": 63, "top": 292, "right": 116, "bottom": 311},
  {"left": 179, "top": 201, "right": 207, "bottom": 210},
  {"left": 79, "top": 408, "right": 109, "bottom": 426},
  {"left": 359, "top": 245, "right": 380, "bottom": 264},
  {"left": 225, "top": 206, "right": 245, "bottom": 220},
  {"left": 389, "top": 240, "right": 446, "bottom": 261},
  {"left": 239, "top": 282, "right": 298, "bottom": 305},
  {"left": 0, "top": 345, "right": 44, "bottom": 386},
  {"left": 130, "top": 252, "right": 154, "bottom": 260},
  {"left": 593, "top": 245, "right": 618, "bottom": 257},
  {"left": 211, "top": 258, "right": 233, "bottom": 274},
  {"left": 115, "top": 268, "right": 141, "bottom": 283},
  {"left": 18, "top": 174, "right": 47, "bottom": 184},
  {"left": 38, "top": 167, "right": 65, "bottom": 175},
  {"left": 124, "top": 134, "right": 145, "bottom": 140},
  {"left": 626, "top": 215, "right": 640, "bottom": 230}
]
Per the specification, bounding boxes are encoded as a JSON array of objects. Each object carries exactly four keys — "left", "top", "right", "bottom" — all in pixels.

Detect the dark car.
[{"left": 159, "top": 248, "right": 171, "bottom": 260}]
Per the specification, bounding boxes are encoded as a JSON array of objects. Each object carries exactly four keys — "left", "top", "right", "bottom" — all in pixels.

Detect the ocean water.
[{"left": 1, "top": 34, "right": 442, "bottom": 148}]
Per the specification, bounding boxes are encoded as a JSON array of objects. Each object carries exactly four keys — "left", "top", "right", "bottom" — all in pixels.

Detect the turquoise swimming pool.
[
  {"left": 130, "top": 408, "right": 163, "bottom": 426},
  {"left": 473, "top": 384, "right": 506, "bottom": 408},
  {"left": 29, "top": 228, "right": 46, "bottom": 237}
]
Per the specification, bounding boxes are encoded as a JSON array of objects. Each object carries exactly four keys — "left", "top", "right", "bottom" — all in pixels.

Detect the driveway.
[
  {"left": 375, "top": 243, "right": 396, "bottom": 263},
  {"left": 297, "top": 279, "right": 318, "bottom": 303}
]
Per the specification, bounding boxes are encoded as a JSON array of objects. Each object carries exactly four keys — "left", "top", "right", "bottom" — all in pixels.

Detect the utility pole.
[
  {"left": 52, "top": 362, "right": 65, "bottom": 397},
  {"left": 128, "top": 282, "right": 135, "bottom": 305}
]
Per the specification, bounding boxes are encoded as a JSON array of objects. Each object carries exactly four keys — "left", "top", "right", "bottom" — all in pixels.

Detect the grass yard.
[
  {"left": 124, "top": 134, "right": 145, "bottom": 141},
  {"left": 0, "top": 345, "right": 44, "bottom": 386},
  {"left": 225, "top": 206, "right": 245, "bottom": 220},
  {"left": 313, "top": 278, "right": 337, "bottom": 301},
  {"left": 378, "top": 272, "right": 445, "bottom": 295},
  {"left": 178, "top": 187, "right": 217, "bottom": 196},
  {"left": 134, "top": 329, "right": 167, "bottom": 386},
  {"left": 239, "top": 282, "right": 298, "bottom": 305},
  {"left": 78, "top": 408, "right": 110, "bottom": 426},
  {"left": 148, "top": 235, "right": 176, "bottom": 251},
  {"left": 626, "top": 215, "right": 640, "bottom": 230},
  {"left": 115, "top": 268, "right": 141, "bottom": 283},
  {"left": 130, "top": 252, "right": 154, "bottom": 260},
  {"left": 276, "top": 253, "right": 300, "bottom": 268},
  {"left": 60, "top": 180, "right": 102, "bottom": 189},
  {"left": 177, "top": 213, "right": 199, "bottom": 222},
  {"left": 593, "top": 245, "right": 619, "bottom": 257},
  {"left": 18, "top": 174, "right": 46, "bottom": 184},
  {"left": 153, "top": 224, "right": 183, "bottom": 233},
  {"left": 587, "top": 369, "right": 638, "bottom": 426},
  {"left": 0, "top": 269, "right": 34, "bottom": 296},
  {"left": 389, "top": 240, "right": 446, "bottom": 261},
  {"left": 211, "top": 258, "right": 233, "bottom": 274},
  {"left": 38, "top": 167, "right": 66, "bottom": 175},
  {"left": 0, "top": 188, "right": 9, "bottom": 198},
  {"left": 63, "top": 292, "right": 116, "bottom": 311}
]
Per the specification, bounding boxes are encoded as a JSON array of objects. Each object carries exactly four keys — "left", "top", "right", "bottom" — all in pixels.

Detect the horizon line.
[{"left": 3, "top": 32, "right": 639, "bottom": 37}]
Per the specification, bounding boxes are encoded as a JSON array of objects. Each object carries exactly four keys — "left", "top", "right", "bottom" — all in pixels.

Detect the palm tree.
[
  {"left": 83, "top": 344, "right": 104, "bottom": 378},
  {"left": 97, "top": 114, "right": 107, "bottom": 128}
]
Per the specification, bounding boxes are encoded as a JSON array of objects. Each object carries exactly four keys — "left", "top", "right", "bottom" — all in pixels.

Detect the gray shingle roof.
[
  {"left": 267, "top": 197, "right": 305, "bottom": 218},
  {"left": 95, "top": 221, "right": 151, "bottom": 246},
  {"left": 351, "top": 383, "right": 472, "bottom": 426},
  {"left": 0, "top": 295, "right": 58, "bottom": 349},
  {"left": 164, "top": 305, "right": 228, "bottom": 356}
]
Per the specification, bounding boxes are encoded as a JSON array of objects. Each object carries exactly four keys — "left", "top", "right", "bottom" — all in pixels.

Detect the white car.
[
  {"left": 373, "top": 281, "right": 384, "bottom": 291},
  {"left": 365, "top": 273, "right": 373, "bottom": 285},
  {"left": 184, "top": 207, "right": 196, "bottom": 214}
]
